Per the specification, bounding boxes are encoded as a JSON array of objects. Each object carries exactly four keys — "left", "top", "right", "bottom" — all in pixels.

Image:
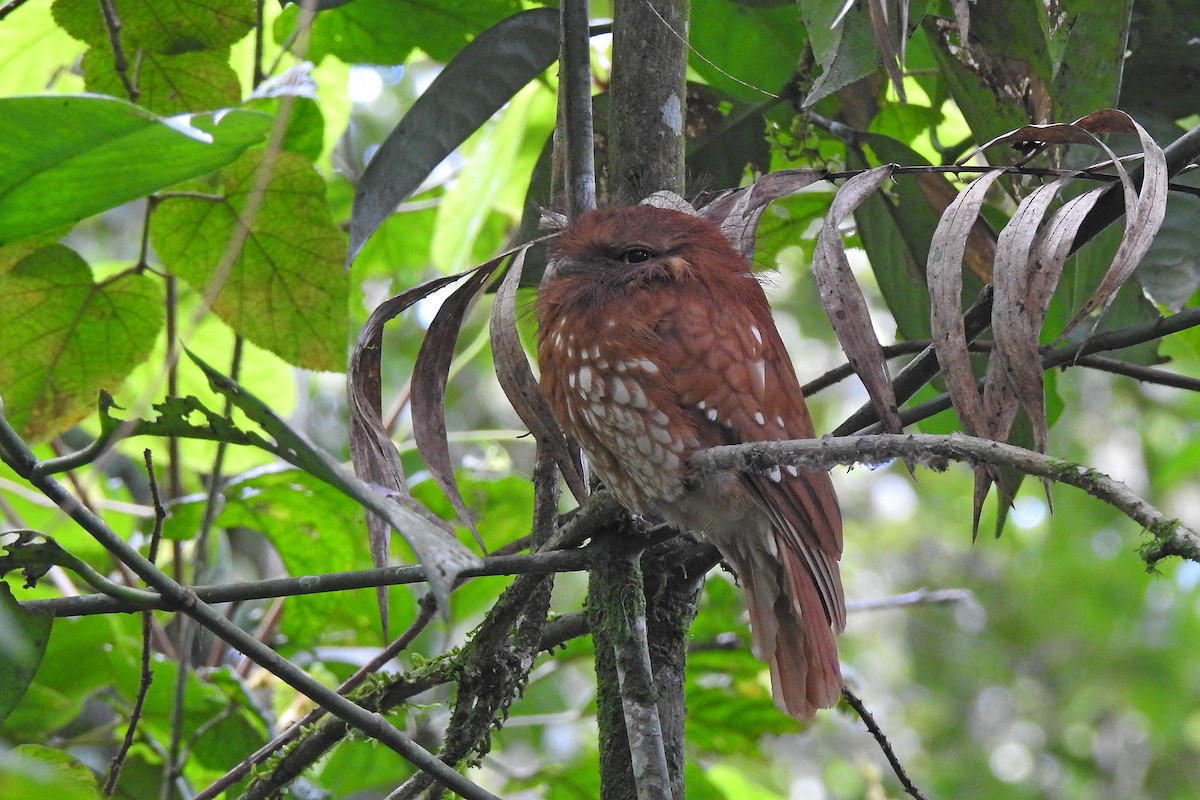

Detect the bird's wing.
[{"left": 656, "top": 283, "right": 846, "bottom": 630}]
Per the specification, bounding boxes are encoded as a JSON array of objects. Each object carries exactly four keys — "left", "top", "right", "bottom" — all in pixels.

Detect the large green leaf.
[
  {"left": 52, "top": 0, "right": 255, "bottom": 53},
  {"left": 275, "top": 0, "right": 523, "bottom": 66},
  {"left": 0, "top": 245, "right": 164, "bottom": 441},
  {"left": 690, "top": 0, "right": 804, "bottom": 102},
  {"left": 0, "top": 746, "right": 98, "bottom": 800},
  {"left": 151, "top": 149, "right": 349, "bottom": 371},
  {"left": 0, "top": 96, "right": 271, "bottom": 245},
  {"left": 81, "top": 48, "right": 242, "bottom": 115},
  {"left": 1051, "top": 0, "right": 1134, "bottom": 120}
]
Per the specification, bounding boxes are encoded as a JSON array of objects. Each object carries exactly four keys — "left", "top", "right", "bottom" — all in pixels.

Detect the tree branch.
[{"left": 690, "top": 433, "right": 1200, "bottom": 568}]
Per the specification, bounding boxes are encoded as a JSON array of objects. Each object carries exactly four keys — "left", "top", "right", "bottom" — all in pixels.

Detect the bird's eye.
[{"left": 620, "top": 247, "right": 655, "bottom": 264}]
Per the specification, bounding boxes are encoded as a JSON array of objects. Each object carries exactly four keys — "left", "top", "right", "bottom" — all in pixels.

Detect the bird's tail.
[{"left": 736, "top": 534, "right": 843, "bottom": 721}]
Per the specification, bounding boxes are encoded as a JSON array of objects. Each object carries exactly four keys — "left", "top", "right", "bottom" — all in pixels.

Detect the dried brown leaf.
[
  {"left": 989, "top": 178, "right": 1067, "bottom": 458},
  {"left": 814, "top": 164, "right": 903, "bottom": 433},
  {"left": 411, "top": 267, "right": 499, "bottom": 553},
  {"left": 927, "top": 169, "right": 1004, "bottom": 439},
  {"left": 698, "top": 168, "right": 827, "bottom": 261},
  {"left": 1059, "top": 114, "right": 1169, "bottom": 337},
  {"left": 348, "top": 271, "right": 471, "bottom": 631},
  {"left": 491, "top": 242, "right": 589, "bottom": 503},
  {"left": 913, "top": 171, "right": 995, "bottom": 282}
]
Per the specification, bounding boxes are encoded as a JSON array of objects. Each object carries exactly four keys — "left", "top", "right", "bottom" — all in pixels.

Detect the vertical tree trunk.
[
  {"left": 593, "top": 1, "right": 693, "bottom": 798},
  {"left": 609, "top": 0, "right": 689, "bottom": 201}
]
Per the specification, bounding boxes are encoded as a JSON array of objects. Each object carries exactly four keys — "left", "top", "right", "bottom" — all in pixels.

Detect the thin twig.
[
  {"left": 842, "top": 687, "right": 930, "bottom": 800},
  {"left": 102, "top": 451, "right": 166, "bottom": 796},
  {"left": 97, "top": 0, "right": 137, "bottom": 102},
  {"left": 846, "top": 587, "right": 974, "bottom": 613},
  {"left": 22, "top": 547, "right": 600, "bottom": 618}
]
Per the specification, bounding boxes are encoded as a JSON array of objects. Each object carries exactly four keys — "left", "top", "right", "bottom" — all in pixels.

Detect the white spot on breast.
[
  {"left": 629, "top": 382, "right": 648, "bottom": 409},
  {"left": 752, "top": 359, "right": 766, "bottom": 391},
  {"left": 754, "top": 411, "right": 766, "bottom": 425},
  {"left": 696, "top": 399, "right": 706, "bottom": 410},
  {"left": 568, "top": 372, "right": 577, "bottom": 388},
  {"left": 615, "top": 361, "right": 627, "bottom": 373},
  {"left": 580, "top": 347, "right": 590, "bottom": 361},
  {"left": 606, "top": 319, "right": 616, "bottom": 328},
  {"left": 578, "top": 366, "right": 593, "bottom": 392},
  {"left": 768, "top": 466, "right": 782, "bottom": 482},
  {"left": 651, "top": 426, "right": 673, "bottom": 444},
  {"left": 750, "top": 325, "right": 762, "bottom": 345},
  {"left": 590, "top": 402, "right": 608, "bottom": 419},
  {"left": 706, "top": 408, "right": 718, "bottom": 422},
  {"left": 566, "top": 346, "right": 575, "bottom": 359},
  {"left": 652, "top": 410, "right": 669, "bottom": 425},
  {"left": 786, "top": 465, "right": 799, "bottom": 477},
  {"left": 637, "top": 359, "right": 659, "bottom": 374},
  {"left": 610, "top": 378, "right": 630, "bottom": 404},
  {"left": 636, "top": 436, "right": 654, "bottom": 456},
  {"left": 590, "top": 345, "right": 601, "bottom": 360},
  {"left": 776, "top": 415, "right": 785, "bottom": 428},
  {"left": 596, "top": 359, "right": 609, "bottom": 369}
]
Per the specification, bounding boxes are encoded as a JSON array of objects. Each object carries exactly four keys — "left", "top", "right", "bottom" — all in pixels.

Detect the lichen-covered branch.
[{"left": 691, "top": 433, "right": 1200, "bottom": 568}]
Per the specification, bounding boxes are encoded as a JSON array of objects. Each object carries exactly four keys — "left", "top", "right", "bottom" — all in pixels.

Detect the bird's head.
[{"left": 540, "top": 206, "right": 752, "bottom": 309}]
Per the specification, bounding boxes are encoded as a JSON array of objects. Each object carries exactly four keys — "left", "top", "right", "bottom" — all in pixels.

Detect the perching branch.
[{"left": 690, "top": 433, "right": 1200, "bottom": 568}]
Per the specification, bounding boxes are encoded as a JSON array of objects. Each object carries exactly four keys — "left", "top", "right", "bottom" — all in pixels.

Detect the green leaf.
[
  {"left": 52, "top": 0, "right": 255, "bottom": 54},
  {"left": 81, "top": 48, "right": 242, "bottom": 115},
  {"left": 276, "top": 0, "right": 523, "bottom": 65},
  {"left": 1051, "top": 0, "right": 1134, "bottom": 120},
  {"left": 215, "top": 469, "right": 376, "bottom": 646},
  {"left": 2, "top": 613, "right": 141, "bottom": 738},
  {"left": 0, "top": 584, "right": 52, "bottom": 724},
  {"left": 801, "top": 0, "right": 881, "bottom": 107},
  {"left": 151, "top": 149, "right": 349, "bottom": 371},
  {"left": 0, "top": 245, "right": 164, "bottom": 441},
  {"left": 922, "top": 2, "right": 1050, "bottom": 145},
  {"left": 0, "top": 96, "right": 271, "bottom": 245},
  {"left": 690, "top": 0, "right": 804, "bottom": 102},
  {"left": 0, "top": 746, "right": 99, "bottom": 800}
]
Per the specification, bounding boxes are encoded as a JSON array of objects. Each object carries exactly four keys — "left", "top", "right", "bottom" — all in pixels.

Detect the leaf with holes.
[
  {"left": 151, "top": 149, "right": 348, "bottom": 371},
  {"left": 0, "top": 245, "right": 163, "bottom": 441}
]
